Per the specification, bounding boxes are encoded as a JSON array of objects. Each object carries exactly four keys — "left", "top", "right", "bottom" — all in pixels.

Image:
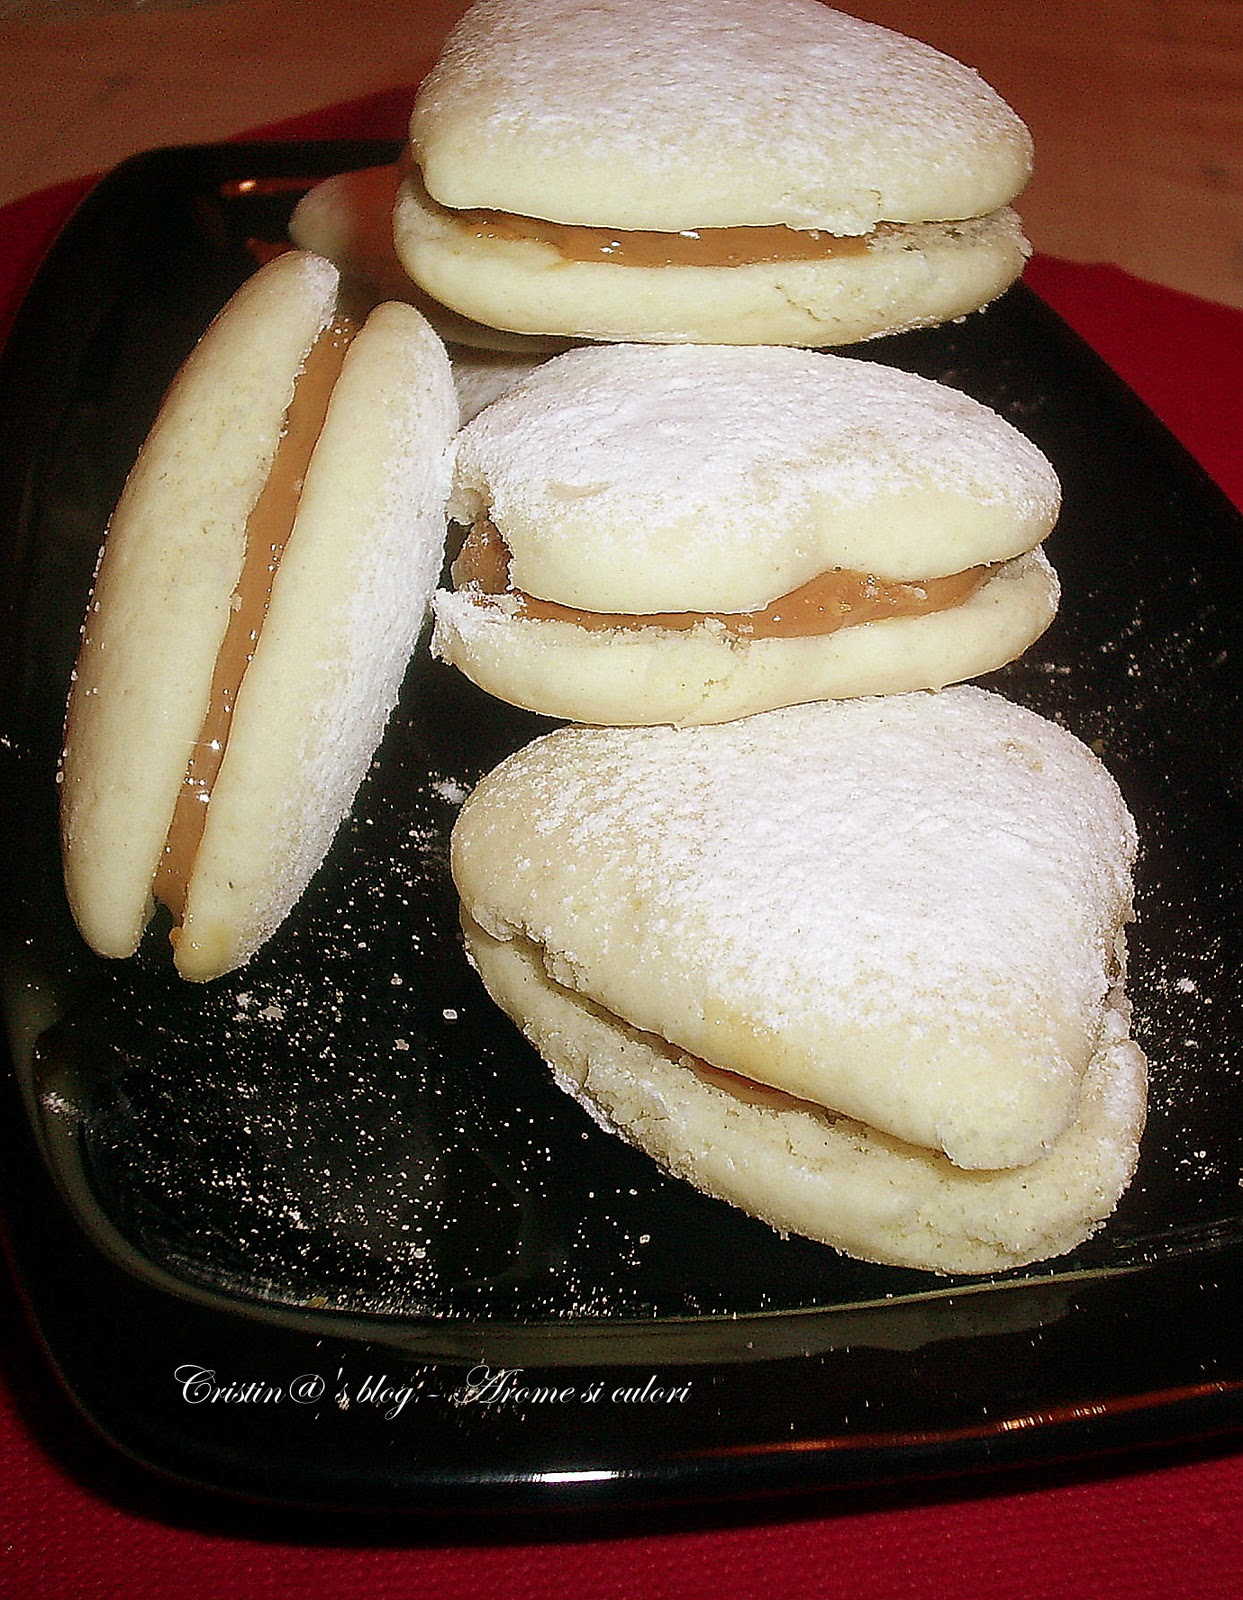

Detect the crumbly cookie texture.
[
  {"left": 451, "top": 688, "right": 1139, "bottom": 1173},
  {"left": 411, "top": 0, "right": 1032, "bottom": 232}
]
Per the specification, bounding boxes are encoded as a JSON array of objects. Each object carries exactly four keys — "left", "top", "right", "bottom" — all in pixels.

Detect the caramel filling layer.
[
  {"left": 449, "top": 204, "right": 889, "bottom": 269},
  {"left": 581, "top": 979, "right": 825, "bottom": 1115},
  {"left": 686, "top": 1058, "right": 821, "bottom": 1115},
  {"left": 453, "top": 520, "right": 989, "bottom": 639},
  {"left": 154, "top": 305, "right": 361, "bottom": 921}
]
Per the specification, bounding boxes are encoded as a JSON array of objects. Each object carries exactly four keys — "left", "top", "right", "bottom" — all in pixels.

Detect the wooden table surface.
[{"left": 2, "top": 0, "right": 1241, "bottom": 306}]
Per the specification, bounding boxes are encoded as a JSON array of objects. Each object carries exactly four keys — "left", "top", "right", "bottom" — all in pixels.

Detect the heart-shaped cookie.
[{"left": 451, "top": 686, "right": 1147, "bottom": 1275}]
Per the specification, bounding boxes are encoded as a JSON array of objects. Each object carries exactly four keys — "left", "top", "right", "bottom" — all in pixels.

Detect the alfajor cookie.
[
  {"left": 395, "top": 0, "right": 1034, "bottom": 345},
  {"left": 60, "top": 251, "right": 458, "bottom": 981},
  {"left": 451, "top": 688, "right": 1147, "bottom": 1274},
  {"left": 433, "top": 343, "right": 1061, "bottom": 725}
]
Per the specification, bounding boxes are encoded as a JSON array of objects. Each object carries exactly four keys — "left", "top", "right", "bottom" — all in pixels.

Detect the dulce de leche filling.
[
  {"left": 686, "top": 1058, "right": 824, "bottom": 1116},
  {"left": 449, "top": 204, "right": 888, "bottom": 269},
  {"left": 581, "top": 980, "right": 828, "bottom": 1115},
  {"left": 153, "top": 304, "right": 361, "bottom": 922},
  {"left": 452, "top": 520, "right": 988, "bottom": 639}
]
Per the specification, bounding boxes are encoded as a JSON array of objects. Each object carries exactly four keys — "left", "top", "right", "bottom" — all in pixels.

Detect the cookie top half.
[
  {"left": 452, "top": 687, "right": 1138, "bottom": 1170},
  {"left": 449, "top": 344, "right": 1060, "bottom": 611},
  {"left": 410, "top": 0, "right": 1033, "bottom": 233}
]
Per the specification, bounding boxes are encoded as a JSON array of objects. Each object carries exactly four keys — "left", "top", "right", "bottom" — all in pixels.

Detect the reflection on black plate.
[{"left": 0, "top": 144, "right": 1241, "bottom": 1513}]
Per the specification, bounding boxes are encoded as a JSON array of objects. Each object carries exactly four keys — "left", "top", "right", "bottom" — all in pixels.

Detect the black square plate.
[{"left": 1, "top": 143, "right": 1241, "bottom": 1514}]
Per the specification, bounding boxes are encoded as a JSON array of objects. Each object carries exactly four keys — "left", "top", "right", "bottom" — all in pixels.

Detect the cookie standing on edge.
[
  {"left": 434, "top": 343, "right": 1061, "bottom": 725},
  {"left": 451, "top": 689, "right": 1148, "bottom": 1275},
  {"left": 60, "top": 251, "right": 459, "bottom": 982},
  {"left": 395, "top": 0, "right": 1034, "bottom": 345}
]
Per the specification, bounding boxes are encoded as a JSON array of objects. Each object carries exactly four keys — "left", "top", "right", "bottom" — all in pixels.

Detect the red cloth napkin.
[
  {"left": 1024, "top": 255, "right": 1243, "bottom": 513},
  {"left": 1, "top": 92, "right": 1241, "bottom": 1599}
]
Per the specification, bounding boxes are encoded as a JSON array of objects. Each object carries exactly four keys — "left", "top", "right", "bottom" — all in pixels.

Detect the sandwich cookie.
[
  {"left": 395, "top": 0, "right": 1034, "bottom": 345},
  {"left": 452, "top": 689, "right": 1148, "bottom": 1274},
  {"left": 60, "top": 250, "right": 458, "bottom": 981},
  {"left": 433, "top": 343, "right": 1061, "bottom": 725}
]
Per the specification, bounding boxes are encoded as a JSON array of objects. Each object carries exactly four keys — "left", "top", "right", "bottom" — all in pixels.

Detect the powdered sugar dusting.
[
  {"left": 487, "top": 690, "right": 1130, "bottom": 1020},
  {"left": 451, "top": 345, "right": 1060, "bottom": 611},
  {"left": 454, "top": 687, "right": 1137, "bottom": 1165},
  {"left": 413, "top": 0, "right": 1032, "bottom": 231}
]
